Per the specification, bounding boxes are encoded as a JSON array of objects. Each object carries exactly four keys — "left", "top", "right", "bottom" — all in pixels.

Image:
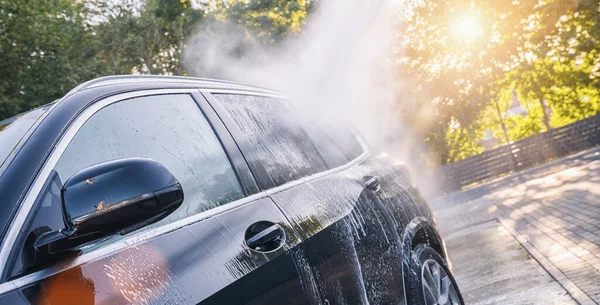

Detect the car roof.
[{"left": 68, "top": 75, "right": 278, "bottom": 97}]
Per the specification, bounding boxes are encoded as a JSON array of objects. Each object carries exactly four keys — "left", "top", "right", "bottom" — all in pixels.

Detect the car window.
[
  {"left": 8, "top": 94, "right": 244, "bottom": 277},
  {"left": 323, "top": 123, "right": 364, "bottom": 162},
  {"left": 216, "top": 94, "right": 328, "bottom": 187},
  {"left": 0, "top": 104, "right": 51, "bottom": 169},
  {"left": 289, "top": 104, "right": 365, "bottom": 168}
]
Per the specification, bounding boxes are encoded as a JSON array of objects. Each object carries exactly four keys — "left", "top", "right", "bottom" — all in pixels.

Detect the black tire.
[{"left": 407, "top": 244, "right": 464, "bottom": 305}]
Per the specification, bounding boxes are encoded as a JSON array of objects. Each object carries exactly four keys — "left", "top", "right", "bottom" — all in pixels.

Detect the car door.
[
  {"left": 207, "top": 92, "right": 407, "bottom": 305},
  {"left": 0, "top": 90, "right": 320, "bottom": 305}
]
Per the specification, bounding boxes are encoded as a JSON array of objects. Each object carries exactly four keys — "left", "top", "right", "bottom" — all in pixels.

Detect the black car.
[{"left": 0, "top": 76, "right": 463, "bottom": 305}]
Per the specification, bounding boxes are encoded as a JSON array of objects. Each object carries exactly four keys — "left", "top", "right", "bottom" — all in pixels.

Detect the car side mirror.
[{"left": 35, "top": 158, "right": 183, "bottom": 256}]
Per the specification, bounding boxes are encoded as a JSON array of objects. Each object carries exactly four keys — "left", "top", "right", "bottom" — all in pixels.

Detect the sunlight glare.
[{"left": 452, "top": 16, "right": 483, "bottom": 43}]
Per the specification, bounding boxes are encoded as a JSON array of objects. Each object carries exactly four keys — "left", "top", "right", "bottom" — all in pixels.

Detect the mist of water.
[{"left": 183, "top": 0, "right": 437, "bottom": 196}]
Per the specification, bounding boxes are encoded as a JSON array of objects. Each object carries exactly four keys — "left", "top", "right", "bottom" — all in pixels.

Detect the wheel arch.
[
  {"left": 402, "top": 217, "right": 447, "bottom": 260},
  {"left": 400, "top": 217, "right": 449, "bottom": 304}
]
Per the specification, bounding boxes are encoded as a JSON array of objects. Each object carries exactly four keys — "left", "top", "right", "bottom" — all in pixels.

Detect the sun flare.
[{"left": 452, "top": 16, "right": 483, "bottom": 42}]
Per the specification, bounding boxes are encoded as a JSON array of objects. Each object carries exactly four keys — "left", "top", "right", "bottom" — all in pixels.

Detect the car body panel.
[
  {"left": 0, "top": 197, "right": 319, "bottom": 305},
  {"left": 268, "top": 159, "right": 408, "bottom": 305}
]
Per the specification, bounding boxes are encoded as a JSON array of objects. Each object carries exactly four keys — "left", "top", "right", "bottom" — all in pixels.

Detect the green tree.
[
  {"left": 0, "top": 0, "right": 207, "bottom": 119},
  {"left": 92, "top": 0, "right": 204, "bottom": 75},
  {"left": 210, "top": 0, "right": 310, "bottom": 44},
  {"left": 0, "top": 0, "right": 108, "bottom": 119},
  {"left": 401, "top": 0, "right": 600, "bottom": 164},
  {"left": 0, "top": 0, "right": 312, "bottom": 120},
  {"left": 501, "top": 0, "right": 600, "bottom": 131}
]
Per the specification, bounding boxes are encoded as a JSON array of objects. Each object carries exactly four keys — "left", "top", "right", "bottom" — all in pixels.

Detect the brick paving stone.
[
  {"left": 550, "top": 252, "right": 581, "bottom": 265},
  {"left": 432, "top": 149, "right": 600, "bottom": 304},
  {"left": 581, "top": 252, "right": 598, "bottom": 261},
  {"left": 562, "top": 262, "right": 591, "bottom": 273}
]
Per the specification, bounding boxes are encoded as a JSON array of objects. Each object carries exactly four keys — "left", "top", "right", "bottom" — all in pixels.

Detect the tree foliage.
[
  {"left": 1, "top": 0, "right": 599, "bottom": 167},
  {"left": 400, "top": 0, "right": 600, "bottom": 164},
  {"left": 0, "top": 0, "right": 107, "bottom": 116},
  {"left": 211, "top": 0, "right": 310, "bottom": 44},
  {"left": 0, "top": 0, "right": 309, "bottom": 120},
  {"left": 91, "top": 0, "right": 204, "bottom": 75}
]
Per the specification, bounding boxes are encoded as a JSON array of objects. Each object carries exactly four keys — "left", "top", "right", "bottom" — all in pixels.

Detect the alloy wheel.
[{"left": 421, "top": 259, "right": 461, "bottom": 305}]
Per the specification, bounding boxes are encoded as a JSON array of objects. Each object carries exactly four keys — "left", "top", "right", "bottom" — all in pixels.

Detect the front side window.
[
  {"left": 9, "top": 94, "right": 244, "bottom": 277},
  {"left": 56, "top": 94, "right": 244, "bottom": 217}
]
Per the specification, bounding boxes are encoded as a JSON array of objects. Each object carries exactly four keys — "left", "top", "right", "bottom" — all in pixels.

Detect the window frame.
[{"left": 0, "top": 89, "right": 258, "bottom": 281}]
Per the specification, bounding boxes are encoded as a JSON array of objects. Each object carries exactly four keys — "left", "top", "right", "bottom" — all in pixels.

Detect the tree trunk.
[
  {"left": 493, "top": 99, "right": 518, "bottom": 171},
  {"left": 439, "top": 124, "right": 449, "bottom": 165},
  {"left": 537, "top": 94, "right": 552, "bottom": 131},
  {"left": 493, "top": 99, "right": 511, "bottom": 145}
]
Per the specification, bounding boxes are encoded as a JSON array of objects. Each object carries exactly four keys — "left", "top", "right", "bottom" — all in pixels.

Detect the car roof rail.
[{"left": 63, "top": 75, "right": 275, "bottom": 98}]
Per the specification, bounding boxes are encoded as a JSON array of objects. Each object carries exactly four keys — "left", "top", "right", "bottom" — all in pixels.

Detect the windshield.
[{"left": 0, "top": 105, "right": 51, "bottom": 169}]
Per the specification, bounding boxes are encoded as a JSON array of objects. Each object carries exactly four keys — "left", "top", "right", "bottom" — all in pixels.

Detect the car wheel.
[{"left": 408, "top": 244, "right": 464, "bottom": 305}]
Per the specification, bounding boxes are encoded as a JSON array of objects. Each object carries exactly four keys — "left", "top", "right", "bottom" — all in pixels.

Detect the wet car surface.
[{"left": 0, "top": 76, "right": 463, "bottom": 305}]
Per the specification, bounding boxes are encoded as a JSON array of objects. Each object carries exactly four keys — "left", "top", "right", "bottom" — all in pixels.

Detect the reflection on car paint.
[
  {"left": 101, "top": 245, "right": 188, "bottom": 304},
  {"left": 38, "top": 266, "right": 95, "bottom": 305}
]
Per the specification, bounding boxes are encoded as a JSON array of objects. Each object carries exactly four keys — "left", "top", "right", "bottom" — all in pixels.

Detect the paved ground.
[{"left": 431, "top": 147, "right": 600, "bottom": 304}]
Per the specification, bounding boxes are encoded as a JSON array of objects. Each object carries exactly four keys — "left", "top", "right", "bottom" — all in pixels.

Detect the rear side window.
[
  {"left": 326, "top": 124, "right": 364, "bottom": 161},
  {"left": 299, "top": 115, "right": 365, "bottom": 168},
  {"left": 216, "top": 94, "right": 328, "bottom": 187}
]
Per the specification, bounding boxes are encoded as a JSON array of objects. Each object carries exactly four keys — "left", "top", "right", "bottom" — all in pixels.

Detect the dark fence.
[{"left": 440, "top": 113, "right": 600, "bottom": 192}]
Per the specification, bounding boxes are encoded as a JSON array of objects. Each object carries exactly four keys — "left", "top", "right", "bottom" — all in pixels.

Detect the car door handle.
[
  {"left": 364, "top": 175, "right": 381, "bottom": 192},
  {"left": 245, "top": 223, "right": 285, "bottom": 252}
]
